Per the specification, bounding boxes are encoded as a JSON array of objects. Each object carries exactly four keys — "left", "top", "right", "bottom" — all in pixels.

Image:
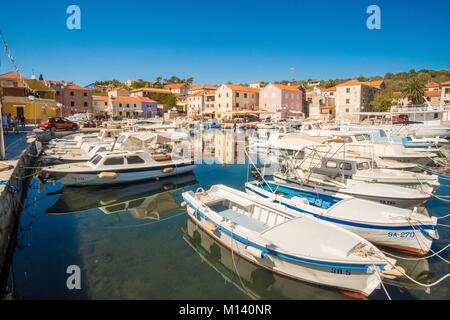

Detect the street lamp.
[{"left": 28, "top": 95, "right": 36, "bottom": 127}]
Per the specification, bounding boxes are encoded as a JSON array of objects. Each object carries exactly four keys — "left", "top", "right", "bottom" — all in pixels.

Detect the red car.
[{"left": 39, "top": 117, "right": 79, "bottom": 131}]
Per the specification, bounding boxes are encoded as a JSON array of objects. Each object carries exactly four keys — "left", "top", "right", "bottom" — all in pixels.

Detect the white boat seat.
[{"left": 218, "top": 209, "right": 269, "bottom": 233}]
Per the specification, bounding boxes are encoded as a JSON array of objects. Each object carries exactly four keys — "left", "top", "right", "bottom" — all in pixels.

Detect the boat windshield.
[
  {"left": 90, "top": 154, "right": 103, "bottom": 165},
  {"left": 356, "top": 162, "right": 371, "bottom": 170},
  {"left": 355, "top": 134, "right": 370, "bottom": 142},
  {"left": 116, "top": 135, "right": 127, "bottom": 144}
]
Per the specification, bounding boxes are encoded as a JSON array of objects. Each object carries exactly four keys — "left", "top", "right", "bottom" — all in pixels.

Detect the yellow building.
[{"left": 0, "top": 72, "right": 57, "bottom": 121}]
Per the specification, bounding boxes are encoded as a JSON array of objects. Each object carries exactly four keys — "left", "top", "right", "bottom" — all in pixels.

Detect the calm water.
[{"left": 8, "top": 129, "right": 450, "bottom": 300}]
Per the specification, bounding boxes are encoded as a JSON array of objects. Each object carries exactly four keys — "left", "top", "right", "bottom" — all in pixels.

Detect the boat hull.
[
  {"left": 245, "top": 182, "right": 436, "bottom": 255},
  {"left": 184, "top": 200, "right": 383, "bottom": 297},
  {"left": 274, "top": 174, "right": 428, "bottom": 209},
  {"left": 43, "top": 162, "right": 196, "bottom": 187}
]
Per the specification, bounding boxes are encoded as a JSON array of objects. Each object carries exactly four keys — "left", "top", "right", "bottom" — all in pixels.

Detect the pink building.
[{"left": 259, "top": 83, "right": 303, "bottom": 120}]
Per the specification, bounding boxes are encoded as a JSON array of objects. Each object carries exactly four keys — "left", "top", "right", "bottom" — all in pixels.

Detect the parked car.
[
  {"left": 78, "top": 120, "right": 96, "bottom": 128},
  {"left": 39, "top": 117, "right": 79, "bottom": 131}
]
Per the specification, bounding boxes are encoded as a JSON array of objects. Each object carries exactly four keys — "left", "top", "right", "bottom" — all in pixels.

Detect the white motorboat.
[
  {"left": 182, "top": 184, "right": 396, "bottom": 298},
  {"left": 40, "top": 142, "right": 112, "bottom": 164},
  {"left": 273, "top": 168, "right": 430, "bottom": 209},
  {"left": 245, "top": 180, "right": 438, "bottom": 256},
  {"left": 40, "top": 149, "right": 196, "bottom": 187},
  {"left": 299, "top": 155, "right": 439, "bottom": 194},
  {"left": 47, "top": 129, "right": 122, "bottom": 150}
]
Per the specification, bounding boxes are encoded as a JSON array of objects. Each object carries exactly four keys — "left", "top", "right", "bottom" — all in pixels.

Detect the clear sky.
[{"left": 0, "top": 0, "right": 449, "bottom": 85}]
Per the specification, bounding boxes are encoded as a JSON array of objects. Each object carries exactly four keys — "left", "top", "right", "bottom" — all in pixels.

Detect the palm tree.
[{"left": 401, "top": 78, "right": 425, "bottom": 105}]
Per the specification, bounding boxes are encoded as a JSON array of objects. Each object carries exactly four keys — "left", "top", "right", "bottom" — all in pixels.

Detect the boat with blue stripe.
[
  {"left": 182, "top": 185, "right": 396, "bottom": 297},
  {"left": 245, "top": 180, "right": 438, "bottom": 256}
]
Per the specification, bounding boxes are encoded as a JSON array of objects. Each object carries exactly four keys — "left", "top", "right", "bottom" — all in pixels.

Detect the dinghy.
[
  {"left": 245, "top": 180, "right": 438, "bottom": 256},
  {"left": 182, "top": 185, "right": 396, "bottom": 297},
  {"left": 40, "top": 149, "right": 195, "bottom": 187}
]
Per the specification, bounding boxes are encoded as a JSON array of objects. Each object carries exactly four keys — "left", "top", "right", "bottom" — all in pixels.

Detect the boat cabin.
[{"left": 313, "top": 156, "right": 376, "bottom": 178}]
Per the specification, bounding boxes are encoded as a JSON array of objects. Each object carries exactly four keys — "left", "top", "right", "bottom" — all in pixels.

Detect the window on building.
[
  {"left": 346, "top": 99, "right": 350, "bottom": 104},
  {"left": 236, "top": 92, "right": 239, "bottom": 97},
  {"left": 84, "top": 92, "right": 87, "bottom": 97},
  {"left": 236, "top": 103, "right": 240, "bottom": 108},
  {"left": 346, "top": 88, "right": 350, "bottom": 93},
  {"left": 104, "top": 157, "right": 125, "bottom": 166},
  {"left": 119, "top": 103, "right": 122, "bottom": 107},
  {"left": 84, "top": 102, "right": 88, "bottom": 107},
  {"left": 104, "top": 102, "right": 107, "bottom": 106},
  {"left": 71, "top": 101, "right": 75, "bottom": 107},
  {"left": 434, "top": 113, "right": 438, "bottom": 119},
  {"left": 226, "top": 93, "right": 229, "bottom": 98},
  {"left": 70, "top": 91, "right": 74, "bottom": 96},
  {"left": 127, "top": 104, "right": 130, "bottom": 108},
  {"left": 244, "top": 93, "right": 247, "bottom": 98},
  {"left": 56, "top": 91, "right": 60, "bottom": 96}
]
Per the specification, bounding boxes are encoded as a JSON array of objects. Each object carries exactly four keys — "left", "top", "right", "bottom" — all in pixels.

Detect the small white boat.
[
  {"left": 245, "top": 180, "right": 438, "bottom": 255},
  {"left": 40, "top": 149, "right": 195, "bottom": 186},
  {"left": 182, "top": 185, "right": 396, "bottom": 298}
]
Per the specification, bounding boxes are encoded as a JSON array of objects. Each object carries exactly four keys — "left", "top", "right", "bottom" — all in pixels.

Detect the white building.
[
  {"left": 335, "top": 80, "right": 383, "bottom": 122},
  {"left": 215, "top": 84, "right": 259, "bottom": 120}
]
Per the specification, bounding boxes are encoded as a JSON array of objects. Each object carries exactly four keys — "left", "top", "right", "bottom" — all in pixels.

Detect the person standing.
[
  {"left": 1, "top": 113, "right": 8, "bottom": 135},
  {"left": 20, "top": 115, "right": 26, "bottom": 129},
  {"left": 7, "top": 113, "right": 12, "bottom": 132}
]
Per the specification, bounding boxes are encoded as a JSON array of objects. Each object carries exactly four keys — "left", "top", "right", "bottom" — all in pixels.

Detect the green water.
[{"left": 8, "top": 130, "right": 450, "bottom": 300}]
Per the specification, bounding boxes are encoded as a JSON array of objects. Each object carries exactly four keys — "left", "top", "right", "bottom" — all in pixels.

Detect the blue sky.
[{"left": 0, "top": 0, "right": 449, "bottom": 85}]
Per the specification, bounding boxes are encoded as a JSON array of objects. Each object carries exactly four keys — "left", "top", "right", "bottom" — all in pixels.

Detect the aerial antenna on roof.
[{"left": 289, "top": 67, "right": 296, "bottom": 83}]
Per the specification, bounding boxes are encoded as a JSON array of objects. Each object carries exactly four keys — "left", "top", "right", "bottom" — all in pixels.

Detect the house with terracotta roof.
[
  {"left": 440, "top": 81, "right": 450, "bottom": 106},
  {"left": 424, "top": 89, "right": 442, "bottom": 107},
  {"left": 108, "top": 95, "right": 157, "bottom": 119},
  {"left": 425, "top": 81, "right": 441, "bottom": 92},
  {"left": 0, "top": 71, "right": 58, "bottom": 121},
  {"left": 188, "top": 84, "right": 218, "bottom": 95},
  {"left": 130, "top": 87, "right": 172, "bottom": 101},
  {"left": 259, "top": 83, "right": 303, "bottom": 120},
  {"left": 92, "top": 95, "right": 109, "bottom": 117},
  {"left": 215, "top": 84, "right": 259, "bottom": 120},
  {"left": 187, "top": 89, "right": 216, "bottom": 119},
  {"left": 335, "top": 79, "right": 382, "bottom": 121},
  {"left": 46, "top": 80, "right": 93, "bottom": 116},
  {"left": 163, "top": 83, "right": 189, "bottom": 95}
]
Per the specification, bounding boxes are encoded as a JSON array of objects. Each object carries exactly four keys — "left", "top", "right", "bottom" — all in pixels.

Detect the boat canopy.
[{"left": 275, "top": 133, "right": 328, "bottom": 151}]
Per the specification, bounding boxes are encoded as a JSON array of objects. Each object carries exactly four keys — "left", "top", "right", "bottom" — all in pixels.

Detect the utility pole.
[{"left": 0, "top": 90, "right": 5, "bottom": 160}]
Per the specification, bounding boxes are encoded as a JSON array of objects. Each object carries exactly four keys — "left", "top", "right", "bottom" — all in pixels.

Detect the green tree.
[
  {"left": 401, "top": 78, "right": 425, "bottom": 105},
  {"left": 38, "top": 73, "right": 44, "bottom": 80},
  {"left": 163, "top": 93, "right": 177, "bottom": 107},
  {"left": 370, "top": 89, "right": 396, "bottom": 112}
]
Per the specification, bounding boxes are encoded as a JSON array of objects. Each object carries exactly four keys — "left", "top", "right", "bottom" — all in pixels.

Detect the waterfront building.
[
  {"left": 187, "top": 89, "right": 216, "bottom": 119},
  {"left": 46, "top": 80, "right": 93, "bottom": 116},
  {"left": 215, "top": 84, "right": 259, "bottom": 120},
  {"left": 335, "top": 79, "right": 382, "bottom": 122},
  {"left": 440, "top": 81, "right": 450, "bottom": 106},
  {"left": 164, "top": 83, "right": 189, "bottom": 95},
  {"left": 259, "top": 83, "right": 303, "bottom": 120},
  {"left": 0, "top": 71, "right": 57, "bottom": 121}
]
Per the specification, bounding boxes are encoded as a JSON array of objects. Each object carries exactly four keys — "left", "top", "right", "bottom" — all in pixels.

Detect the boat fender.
[
  {"left": 97, "top": 172, "right": 117, "bottom": 179},
  {"left": 162, "top": 167, "right": 174, "bottom": 173},
  {"left": 382, "top": 266, "right": 405, "bottom": 278},
  {"left": 203, "top": 220, "right": 217, "bottom": 231},
  {"left": 246, "top": 246, "right": 265, "bottom": 259},
  {"left": 180, "top": 201, "right": 187, "bottom": 207}
]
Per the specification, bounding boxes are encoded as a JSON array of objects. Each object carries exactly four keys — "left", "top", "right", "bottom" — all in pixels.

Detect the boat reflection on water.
[
  {"left": 46, "top": 173, "right": 198, "bottom": 219},
  {"left": 182, "top": 217, "right": 435, "bottom": 299}
]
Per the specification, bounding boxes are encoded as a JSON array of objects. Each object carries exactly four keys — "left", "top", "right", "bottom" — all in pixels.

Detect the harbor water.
[{"left": 8, "top": 129, "right": 450, "bottom": 300}]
